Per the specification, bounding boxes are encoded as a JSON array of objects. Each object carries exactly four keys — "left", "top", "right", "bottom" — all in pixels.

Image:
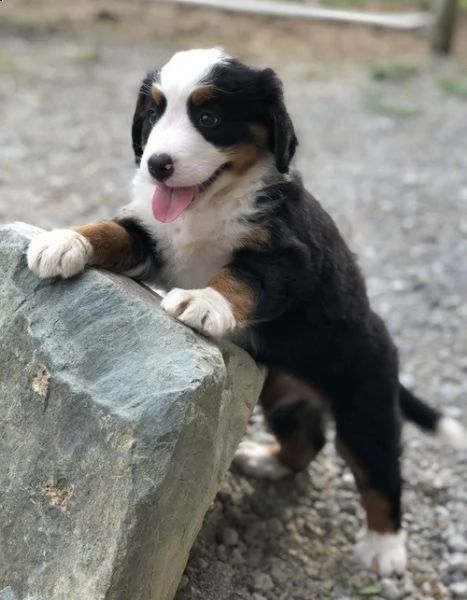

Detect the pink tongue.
[{"left": 151, "top": 185, "right": 197, "bottom": 223}]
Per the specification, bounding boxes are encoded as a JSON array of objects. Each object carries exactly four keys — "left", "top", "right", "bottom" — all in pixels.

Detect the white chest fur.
[
  {"left": 126, "top": 165, "right": 268, "bottom": 290},
  {"left": 154, "top": 203, "right": 250, "bottom": 289}
]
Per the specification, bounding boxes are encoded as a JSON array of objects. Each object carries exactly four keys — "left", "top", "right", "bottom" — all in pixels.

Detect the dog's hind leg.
[
  {"left": 333, "top": 382, "right": 406, "bottom": 575},
  {"left": 234, "top": 369, "right": 327, "bottom": 479}
]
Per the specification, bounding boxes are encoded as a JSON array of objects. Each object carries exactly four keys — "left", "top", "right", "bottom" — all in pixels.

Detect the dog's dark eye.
[
  {"left": 198, "top": 111, "right": 220, "bottom": 128},
  {"left": 148, "top": 110, "right": 159, "bottom": 126}
]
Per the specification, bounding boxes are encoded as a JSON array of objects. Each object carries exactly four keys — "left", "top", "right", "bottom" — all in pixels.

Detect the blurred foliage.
[
  {"left": 355, "top": 583, "right": 383, "bottom": 596},
  {"left": 365, "top": 91, "right": 422, "bottom": 117},
  {"left": 439, "top": 76, "right": 467, "bottom": 99},
  {"left": 372, "top": 63, "right": 419, "bottom": 82}
]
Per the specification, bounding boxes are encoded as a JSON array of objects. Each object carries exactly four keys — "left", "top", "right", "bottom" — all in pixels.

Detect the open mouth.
[{"left": 151, "top": 163, "right": 229, "bottom": 223}]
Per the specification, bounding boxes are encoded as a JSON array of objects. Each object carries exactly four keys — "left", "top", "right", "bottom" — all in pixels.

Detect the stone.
[
  {"left": 230, "top": 548, "right": 245, "bottom": 566},
  {"left": 0, "top": 589, "right": 18, "bottom": 600},
  {"left": 252, "top": 573, "right": 274, "bottom": 592},
  {"left": 420, "top": 582, "right": 432, "bottom": 594},
  {"left": 265, "top": 518, "right": 285, "bottom": 538},
  {"left": 448, "top": 553, "right": 467, "bottom": 573},
  {"left": 221, "top": 527, "right": 240, "bottom": 547},
  {"left": 0, "top": 223, "right": 265, "bottom": 600},
  {"left": 271, "top": 565, "right": 287, "bottom": 585},
  {"left": 448, "top": 535, "right": 467, "bottom": 553},
  {"left": 450, "top": 582, "right": 467, "bottom": 598},
  {"left": 433, "top": 582, "right": 448, "bottom": 597},
  {"left": 217, "top": 545, "right": 229, "bottom": 562},
  {"left": 380, "top": 578, "right": 402, "bottom": 599},
  {"left": 246, "top": 548, "right": 264, "bottom": 568},
  {"left": 402, "top": 578, "right": 415, "bottom": 596}
]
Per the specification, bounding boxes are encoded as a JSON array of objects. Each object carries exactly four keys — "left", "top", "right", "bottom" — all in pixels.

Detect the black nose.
[{"left": 147, "top": 153, "right": 174, "bottom": 182}]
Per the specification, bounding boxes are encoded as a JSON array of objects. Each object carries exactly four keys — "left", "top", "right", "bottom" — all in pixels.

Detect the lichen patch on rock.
[
  {"left": 40, "top": 479, "right": 73, "bottom": 508},
  {"left": 32, "top": 366, "right": 51, "bottom": 398}
]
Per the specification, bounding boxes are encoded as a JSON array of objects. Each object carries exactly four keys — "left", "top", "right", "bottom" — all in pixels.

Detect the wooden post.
[{"left": 430, "top": 0, "right": 459, "bottom": 54}]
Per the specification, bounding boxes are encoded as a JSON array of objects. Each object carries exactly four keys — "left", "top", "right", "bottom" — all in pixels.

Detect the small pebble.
[
  {"left": 271, "top": 564, "right": 287, "bottom": 584},
  {"left": 448, "top": 553, "right": 467, "bottom": 572},
  {"left": 267, "top": 518, "right": 285, "bottom": 537},
  {"left": 380, "top": 578, "right": 402, "bottom": 600},
  {"left": 253, "top": 573, "right": 274, "bottom": 592},
  {"left": 433, "top": 582, "right": 448, "bottom": 597},
  {"left": 222, "top": 527, "right": 239, "bottom": 547},
  {"left": 449, "top": 535, "right": 467, "bottom": 553},
  {"left": 450, "top": 581, "right": 467, "bottom": 597},
  {"left": 246, "top": 548, "right": 263, "bottom": 567},
  {"left": 216, "top": 544, "right": 228, "bottom": 562},
  {"left": 195, "top": 558, "right": 208, "bottom": 570},
  {"left": 421, "top": 581, "right": 432, "bottom": 594},
  {"left": 231, "top": 548, "right": 245, "bottom": 566}
]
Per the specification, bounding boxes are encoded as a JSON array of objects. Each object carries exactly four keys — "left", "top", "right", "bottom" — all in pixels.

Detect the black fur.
[
  {"left": 123, "top": 55, "right": 451, "bottom": 540},
  {"left": 131, "top": 60, "right": 297, "bottom": 174},
  {"left": 199, "top": 60, "right": 297, "bottom": 172},
  {"left": 116, "top": 216, "right": 162, "bottom": 278},
  {"left": 399, "top": 384, "right": 441, "bottom": 432},
  {"left": 131, "top": 70, "right": 163, "bottom": 165},
  {"left": 266, "top": 397, "right": 327, "bottom": 457},
  {"left": 225, "top": 177, "right": 405, "bottom": 529}
]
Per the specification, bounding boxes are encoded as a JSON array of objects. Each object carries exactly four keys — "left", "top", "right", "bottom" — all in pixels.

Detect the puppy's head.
[{"left": 131, "top": 48, "right": 297, "bottom": 222}]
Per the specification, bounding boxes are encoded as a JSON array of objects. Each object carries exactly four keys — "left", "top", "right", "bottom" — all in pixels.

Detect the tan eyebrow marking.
[
  {"left": 151, "top": 84, "right": 164, "bottom": 105},
  {"left": 190, "top": 85, "right": 215, "bottom": 106}
]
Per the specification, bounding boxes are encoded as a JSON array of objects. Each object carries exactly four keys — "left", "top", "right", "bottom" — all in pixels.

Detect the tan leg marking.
[
  {"left": 74, "top": 221, "right": 137, "bottom": 272},
  {"left": 208, "top": 268, "right": 255, "bottom": 325},
  {"left": 336, "top": 438, "right": 395, "bottom": 534}
]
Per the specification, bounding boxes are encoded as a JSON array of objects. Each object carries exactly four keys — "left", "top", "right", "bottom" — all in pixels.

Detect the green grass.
[
  {"left": 365, "top": 92, "right": 422, "bottom": 118},
  {"left": 0, "top": 54, "right": 21, "bottom": 74},
  {"left": 304, "top": 66, "right": 321, "bottom": 79},
  {"left": 439, "top": 76, "right": 467, "bottom": 99},
  {"left": 371, "top": 63, "right": 419, "bottom": 83},
  {"left": 355, "top": 583, "right": 383, "bottom": 596},
  {"left": 0, "top": 53, "right": 30, "bottom": 83},
  {"left": 66, "top": 48, "right": 101, "bottom": 64}
]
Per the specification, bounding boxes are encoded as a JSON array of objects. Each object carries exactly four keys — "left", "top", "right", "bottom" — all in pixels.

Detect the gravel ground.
[{"left": 2, "top": 8, "right": 467, "bottom": 600}]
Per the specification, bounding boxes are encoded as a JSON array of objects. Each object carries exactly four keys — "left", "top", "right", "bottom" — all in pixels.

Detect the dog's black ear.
[
  {"left": 262, "top": 68, "right": 298, "bottom": 173},
  {"left": 131, "top": 72, "right": 157, "bottom": 165}
]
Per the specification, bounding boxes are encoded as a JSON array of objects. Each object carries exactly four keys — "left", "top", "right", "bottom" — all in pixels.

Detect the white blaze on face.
[{"left": 141, "top": 48, "right": 229, "bottom": 188}]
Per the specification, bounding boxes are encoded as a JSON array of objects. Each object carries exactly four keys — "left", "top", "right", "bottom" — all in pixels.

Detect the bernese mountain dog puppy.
[{"left": 27, "top": 48, "right": 466, "bottom": 575}]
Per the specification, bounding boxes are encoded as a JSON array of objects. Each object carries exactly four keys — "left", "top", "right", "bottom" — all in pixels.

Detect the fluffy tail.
[{"left": 399, "top": 383, "right": 467, "bottom": 449}]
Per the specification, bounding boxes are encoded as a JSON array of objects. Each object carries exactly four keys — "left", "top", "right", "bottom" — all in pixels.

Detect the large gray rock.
[{"left": 0, "top": 223, "right": 264, "bottom": 600}]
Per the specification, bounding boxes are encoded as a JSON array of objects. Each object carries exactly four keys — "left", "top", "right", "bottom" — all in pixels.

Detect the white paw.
[
  {"left": 355, "top": 530, "right": 407, "bottom": 575},
  {"left": 161, "top": 287, "right": 236, "bottom": 337},
  {"left": 27, "top": 229, "right": 92, "bottom": 279},
  {"left": 436, "top": 417, "right": 467, "bottom": 450},
  {"left": 233, "top": 440, "right": 292, "bottom": 480}
]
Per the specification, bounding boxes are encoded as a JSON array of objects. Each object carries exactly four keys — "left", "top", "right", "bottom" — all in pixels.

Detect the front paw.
[
  {"left": 27, "top": 229, "right": 92, "bottom": 279},
  {"left": 161, "top": 287, "right": 236, "bottom": 337}
]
